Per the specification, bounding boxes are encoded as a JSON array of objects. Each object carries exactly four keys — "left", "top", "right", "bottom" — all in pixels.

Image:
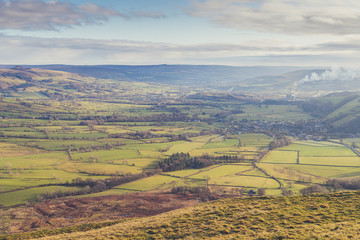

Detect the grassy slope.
[
  {"left": 12, "top": 191, "right": 360, "bottom": 240},
  {"left": 304, "top": 93, "right": 360, "bottom": 131}
]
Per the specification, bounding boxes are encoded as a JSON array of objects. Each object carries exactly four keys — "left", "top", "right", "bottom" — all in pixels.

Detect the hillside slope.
[
  {"left": 22, "top": 65, "right": 312, "bottom": 93},
  {"left": 0, "top": 67, "right": 190, "bottom": 102},
  {"left": 5, "top": 65, "right": 360, "bottom": 96},
  {"left": 0, "top": 66, "right": 100, "bottom": 98},
  {"left": 301, "top": 92, "right": 360, "bottom": 133},
  {"left": 0, "top": 66, "right": 80, "bottom": 90},
  {"left": 20, "top": 191, "right": 360, "bottom": 240}
]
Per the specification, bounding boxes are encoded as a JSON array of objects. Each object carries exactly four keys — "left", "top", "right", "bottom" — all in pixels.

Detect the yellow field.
[{"left": 0, "top": 142, "right": 43, "bottom": 157}]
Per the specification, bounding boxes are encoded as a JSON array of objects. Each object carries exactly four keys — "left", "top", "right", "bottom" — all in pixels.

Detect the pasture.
[
  {"left": 260, "top": 140, "right": 360, "bottom": 191},
  {"left": 0, "top": 186, "right": 82, "bottom": 207},
  {"left": 0, "top": 128, "right": 276, "bottom": 206},
  {"left": 3, "top": 123, "right": 360, "bottom": 206},
  {"left": 0, "top": 89, "right": 359, "bottom": 207}
]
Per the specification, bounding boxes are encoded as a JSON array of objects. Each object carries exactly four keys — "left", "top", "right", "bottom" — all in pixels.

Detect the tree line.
[{"left": 158, "top": 152, "right": 243, "bottom": 172}]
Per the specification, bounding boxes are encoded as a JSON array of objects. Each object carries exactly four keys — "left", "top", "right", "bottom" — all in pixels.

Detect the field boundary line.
[
  {"left": 252, "top": 161, "right": 284, "bottom": 189},
  {"left": 252, "top": 150, "right": 285, "bottom": 189},
  {"left": 327, "top": 140, "right": 360, "bottom": 157},
  {"left": 260, "top": 162, "right": 360, "bottom": 168}
]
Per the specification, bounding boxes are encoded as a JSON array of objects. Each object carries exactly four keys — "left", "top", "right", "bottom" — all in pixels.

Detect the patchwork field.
[
  {"left": 0, "top": 76, "right": 359, "bottom": 212},
  {"left": 0, "top": 108, "right": 275, "bottom": 207},
  {"left": 259, "top": 140, "right": 360, "bottom": 191},
  {"left": 2, "top": 113, "right": 360, "bottom": 207}
]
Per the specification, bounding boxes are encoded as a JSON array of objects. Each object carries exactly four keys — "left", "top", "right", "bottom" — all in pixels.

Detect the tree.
[
  {"left": 257, "top": 188, "right": 266, "bottom": 196},
  {"left": 204, "top": 175, "right": 210, "bottom": 189}
]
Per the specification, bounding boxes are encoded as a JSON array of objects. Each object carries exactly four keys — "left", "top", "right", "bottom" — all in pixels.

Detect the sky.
[{"left": 1, "top": 0, "right": 360, "bottom": 66}]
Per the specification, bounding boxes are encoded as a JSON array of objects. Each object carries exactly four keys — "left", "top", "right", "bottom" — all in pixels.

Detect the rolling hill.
[
  {"left": 0, "top": 66, "right": 193, "bottom": 102},
  {"left": 4, "top": 191, "right": 360, "bottom": 239},
  {"left": 300, "top": 92, "right": 360, "bottom": 133},
  {"left": 2, "top": 66, "right": 360, "bottom": 133},
  {"left": 4, "top": 65, "right": 360, "bottom": 97},
  {"left": 22, "top": 65, "right": 311, "bottom": 92}
]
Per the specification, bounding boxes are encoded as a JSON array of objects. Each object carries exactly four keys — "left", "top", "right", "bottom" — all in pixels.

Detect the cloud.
[
  {"left": 0, "top": 35, "right": 308, "bottom": 55},
  {"left": 0, "top": 0, "right": 166, "bottom": 31},
  {"left": 0, "top": 35, "right": 297, "bottom": 65},
  {"left": 123, "top": 11, "right": 167, "bottom": 20},
  {"left": 319, "top": 37, "right": 360, "bottom": 51},
  {"left": 1, "top": 34, "right": 360, "bottom": 66},
  {"left": 188, "top": 0, "right": 360, "bottom": 35}
]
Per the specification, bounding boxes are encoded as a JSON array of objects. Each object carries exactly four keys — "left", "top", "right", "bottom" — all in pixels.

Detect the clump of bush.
[
  {"left": 300, "top": 185, "right": 328, "bottom": 195},
  {"left": 171, "top": 186, "right": 210, "bottom": 195},
  {"left": 326, "top": 177, "right": 360, "bottom": 191}
]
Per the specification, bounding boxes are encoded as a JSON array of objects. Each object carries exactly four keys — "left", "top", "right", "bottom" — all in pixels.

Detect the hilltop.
[{"left": 4, "top": 191, "right": 360, "bottom": 239}]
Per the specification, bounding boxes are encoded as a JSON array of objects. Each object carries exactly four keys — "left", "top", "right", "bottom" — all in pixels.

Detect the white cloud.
[
  {"left": 1, "top": 34, "right": 360, "bottom": 66},
  {"left": 0, "top": 0, "right": 166, "bottom": 31},
  {"left": 188, "top": 0, "right": 360, "bottom": 35}
]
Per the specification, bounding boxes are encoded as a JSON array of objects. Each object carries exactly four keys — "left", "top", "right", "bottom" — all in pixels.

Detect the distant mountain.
[
  {"left": 0, "top": 67, "right": 199, "bottom": 102},
  {"left": 234, "top": 69, "right": 326, "bottom": 94},
  {"left": 234, "top": 68, "right": 360, "bottom": 97},
  {"left": 4, "top": 65, "right": 360, "bottom": 96},
  {"left": 24, "top": 65, "right": 306, "bottom": 90}
]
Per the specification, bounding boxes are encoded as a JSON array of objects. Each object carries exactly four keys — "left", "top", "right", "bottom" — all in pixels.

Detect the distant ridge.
[
  {"left": 5, "top": 65, "right": 359, "bottom": 95},
  {"left": 23, "top": 65, "right": 307, "bottom": 90}
]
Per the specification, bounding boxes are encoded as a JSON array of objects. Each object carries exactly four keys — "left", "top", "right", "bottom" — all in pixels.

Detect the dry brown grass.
[{"left": 35, "top": 192, "right": 360, "bottom": 240}]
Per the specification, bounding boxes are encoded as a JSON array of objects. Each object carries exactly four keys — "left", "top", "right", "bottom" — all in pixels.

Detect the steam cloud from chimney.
[{"left": 299, "top": 67, "right": 360, "bottom": 85}]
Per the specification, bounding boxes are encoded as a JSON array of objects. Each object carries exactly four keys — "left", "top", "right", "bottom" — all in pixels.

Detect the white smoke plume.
[{"left": 300, "top": 67, "right": 360, "bottom": 84}]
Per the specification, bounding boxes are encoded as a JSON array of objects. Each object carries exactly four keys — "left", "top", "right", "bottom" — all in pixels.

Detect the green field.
[
  {"left": 190, "top": 164, "right": 253, "bottom": 179},
  {"left": 261, "top": 150, "right": 298, "bottom": 164},
  {"left": 1, "top": 67, "right": 360, "bottom": 209},
  {"left": 259, "top": 140, "right": 360, "bottom": 190},
  {"left": 0, "top": 186, "right": 82, "bottom": 207},
  {"left": 112, "top": 175, "right": 183, "bottom": 191},
  {"left": 3, "top": 115, "right": 360, "bottom": 206}
]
